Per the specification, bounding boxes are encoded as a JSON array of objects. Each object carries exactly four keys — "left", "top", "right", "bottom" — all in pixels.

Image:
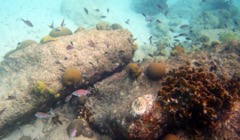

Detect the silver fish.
[{"left": 35, "top": 112, "right": 50, "bottom": 118}]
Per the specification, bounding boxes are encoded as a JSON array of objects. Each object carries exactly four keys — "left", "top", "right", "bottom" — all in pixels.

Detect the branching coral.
[{"left": 157, "top": 66, "right": 239, "bottom": 136}]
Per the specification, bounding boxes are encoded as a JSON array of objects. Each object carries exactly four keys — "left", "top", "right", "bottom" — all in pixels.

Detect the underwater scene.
[{"left": 0, "top": 0, "right": 240, "bottom": 139}]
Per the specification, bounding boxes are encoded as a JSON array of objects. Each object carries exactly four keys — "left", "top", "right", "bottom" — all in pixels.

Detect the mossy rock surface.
[
  {"left": 49, "top": 27, "right": 73, "bottom": 37},
  {"left": 4, "top": 39, "right": 37, "bottom": 59}
]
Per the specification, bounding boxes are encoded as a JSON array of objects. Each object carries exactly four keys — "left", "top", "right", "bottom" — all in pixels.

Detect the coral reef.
[
  {"left": 74, "top": 26, "right": 85, "bottom": 33},
  {"left": 127, "top": 94, "right": 163, "bottom": 139},
  {"left": 40, "top": 36, "right": 57, "bottom": 43},
  {"left": 146, "top": 62, "right": 167, "bottom": 80},
  {"left": 130, "top": 0, "right": 167, "bottom": 15},
  {"left": 126, "top": 63, "right": 142, "bottom": 79},
  {"left": 219, "top": 32, "right": 240, "bottom": 43},
  {"left": 32, "top": 81, "right": 46, "bottom": 94},
  {"left": 171, "top": 45, "right": 185, "bottom": 56},
  {"left": 62, "top": 68, "right": 82, "bottom": 86},
  {"left": 111, "top": 23, "right": 123, "bottom": 30},
  {"left": 67, "top": 118, "right": 94, "bottom": 138},
  {"left": 49, "top": 27, "right": 73, "bottom": 38},
  {"left": 96, "top": 22, "right": 111, "bottom": 30},
  {"left": 4, "top": 39, "right": 37, "bottom": 59},
  {"left": 157, "top": 66, "right": 239, "bottom": 137}
]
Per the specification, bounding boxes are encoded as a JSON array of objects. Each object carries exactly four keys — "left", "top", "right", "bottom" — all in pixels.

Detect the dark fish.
[
  {"left": 232, "top": 28, "right": 236, "bottom": 32},
  {"left": 141, "top": 12, "right": 146, "bottom": 17},
  {"left": 100, "top": 16, "right": 106, "bottom": 18},
  {"left": 0, "top": 108, "right": 6, "bottom": 115},
  {"left": 149, "top": 36, "right": 152, "bottom": 44},
  {"left": 164, "top": 10, "right": 168, "bottom": 16},
  {"left": 156, "top": 19, "right": 162, "bottom": 23},
  {"left": 170, "top": 29, "right": 174, "bottom": 32},
  {"left": 173, "top": 35, "right": 179, "bottom": 38},
  {"left": 148, "top": 54, "right": 154, "bottom": 57},
  {"left": 156, "top": 4, "right": 162, "bottom": 10},
  {"left": 224, "top": 24, "right": 228, "bottom": 28},
  {"left": 107, "top": 8, "right": 109, "bottom": 13},
  {"left": 233, "top": 20, "right": 239, "bottom": 26},
  {"left": 189, "top": 30, "right": 193, "bottom": 33},
  {"left": 84, "top": 7, "right": 88, "bottom": 14},
  {"left": 6, "top": 95, "right": 16, "bottom": 100},
  {"left": 70, "top": 41, "right": 73, "bottom": 46},
  {"left": 21, "top": 18, "right": 33, "bottom": 27},
  {"left": 185, "top": 37, "right": 191, "bottom": 40},
  {"left": 125, "top": 19, "right": 130, "bottom": 24},
  {"left": 61, "top": 19, "right": 65, "bottom": 27},
  {"left": 95, "top": 9, "right": 100, "bottom": 12},
  {"left": 48, "top": 21, "right": 54, "bottom": 29},
  {"left": 174, "top": 39, "right": 180, "bottom": 42},
  {"left": 134, "top": 38, "right": 137, "bottom": 41},
  {"left": 180, "top": 24, "right": 188, "bottom": 29},
  {"left": 178, "top": 33, "right": 187, "bottom": 36}
]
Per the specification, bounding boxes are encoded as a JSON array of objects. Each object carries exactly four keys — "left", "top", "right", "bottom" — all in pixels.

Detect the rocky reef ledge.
[{"left": 0, "top": 29, "right": 133, "bottom": 137}]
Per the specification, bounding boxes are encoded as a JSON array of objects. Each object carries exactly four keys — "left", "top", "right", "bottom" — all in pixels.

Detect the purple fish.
[
  {"left": 72, "top": 89, "right": 90, "bottom": 97},
  {"left": 70, "top": 127, "right": 77, "bottom": 138},
  {"left": 35, "top": 112, "right": 50, "bottom": 118}
]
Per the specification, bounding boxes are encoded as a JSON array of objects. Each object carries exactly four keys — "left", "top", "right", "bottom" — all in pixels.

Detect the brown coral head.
[
  {"left": 146, "top": 62, "right": 167, "bottom": 81},
  {"left": 126, "top": 63, "right": 142, "bottom": 78},
  {"left": 158, "top": 66, "right": 238, "bottom": 136},
  {"left": 62, "top": 68, "right": 81, "bottom": 86}
]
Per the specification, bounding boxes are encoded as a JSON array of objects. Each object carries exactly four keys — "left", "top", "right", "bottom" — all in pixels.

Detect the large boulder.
[{"left": 0, "top": 29, "right": 133, "bottom": 137}]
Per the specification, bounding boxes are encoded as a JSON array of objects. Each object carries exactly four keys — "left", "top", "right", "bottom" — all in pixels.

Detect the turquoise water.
[{"left": 0, "top": 0, "right": 240, "bottom": 139}]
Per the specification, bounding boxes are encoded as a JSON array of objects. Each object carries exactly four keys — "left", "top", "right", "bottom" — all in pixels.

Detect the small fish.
[
  {"left": 72, "top": 89, "right": 91, "bottom": 97},
  {"left": 100, "top": 16, "right": 106, "bottom": 18},
  {"left": 185, "top": 37, "right": 191, "bottom": 40},
  {"left": 6, "top": 95, "right": 16, "bottom": 100},
  {"left": 156, "top": 19, "right": 161, "bottom": 23},
  {"left": 164, "top": 10, "right": 168, "bottom": 16},
  {"left": 95, "top": 9, "right": 100, "bottom": 12},
  {"left": 0, "top": 108, "right": 6, "bottom": 115},
  {"left": 141, "top": 12, "right": 146, "bottom": 17},
  {"left": 224, "top": 24, "right": 228, "bottom": 28},
  {"left": 65, "top": 94, "right": 72, "bottom": 102},
  {"left": 170, "top": 29, "right": 175, "bottom": 32},
  {"left": 61, "top": 19, "right": 65, "bottom": 27},
  {"left": 35, "top": 112, "right": 51, "bottom": 119},
  {"left": 134, "top": 38, "right": 137, "bottom": 41},
  {"left": 70, "top": 127, "right": 77, "bottom": 138},
  {"left": 180, "top": 24, "right": 189, "bottom": 29},
  {"left": 49, "top": 21, "right": 54, "bottom": 29},
  {"left": 174, "top": 39, "right": 180, "bottom": 42},
  {"left": 84, "top": 7, "right": 88, "bottom": 14},
  {"left": 107, "top": 8, "right": 109, "bottom": 13},
  {"left": 125, "top": 19, "right": 130, "bottom": 24},
  {"left": 145, "top": 16, "right": 154, "bottom": 22},
  {"left": 149, "top": 36, "right": 152, "bottom": 44},
  {"left": 21, "top": 18, "right": 33, "bottom": 27},
  {"left": 233, "top": 20, "right": 239, "bottom": 26},
  {"left": 156, "top": 4, "right": 162, "bottom": 10},
  {"left": 178, "top": 33, "right": 187, "bottom": 36},
  {"left": 88, "top": 39, "right": 95, "bottom": 47},
  {"left": 66, "top": 44, "right": 74, "bottom": 50}
]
